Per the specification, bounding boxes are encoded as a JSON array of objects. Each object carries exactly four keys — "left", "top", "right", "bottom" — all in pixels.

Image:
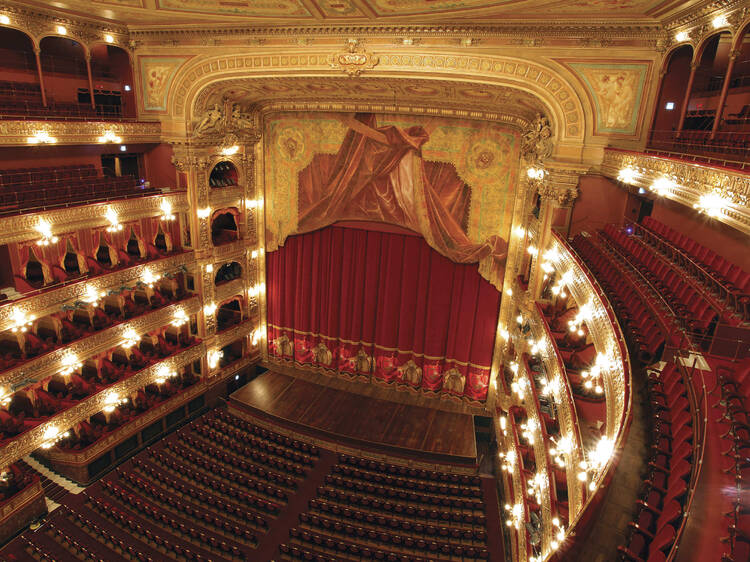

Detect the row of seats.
[
  {"left": 618, "top": 363, "right": 694, "bottom": 561},
  {"left": 337, "top": 453, "right": 480, "bottom": 487},
  {"left": 571, "top": 234, "right": 669, "bottom": 363},
  {"left": 602, "top": 225, "right": 719, "bottom": 334},
  {"left": 715, "top": 359, "right": 750, "bottom": 561},
  {"left": 640, "top": 216, "right": 749, "bottom": 320},
  {"left": 0, "top": 99, "right": 123, "bottom": 119},
  {"left": 0, "top": 164, "right": 97, "bottom": 186}
]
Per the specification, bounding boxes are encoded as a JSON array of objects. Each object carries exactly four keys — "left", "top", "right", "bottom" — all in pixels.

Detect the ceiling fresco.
[{"left": 26, "top": 0, "right": 702, "bottom": 25}]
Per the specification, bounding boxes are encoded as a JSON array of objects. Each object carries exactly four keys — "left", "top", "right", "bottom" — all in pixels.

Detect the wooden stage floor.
[{"left": 229, "top": 371, "right": 477, "bottom": 464}]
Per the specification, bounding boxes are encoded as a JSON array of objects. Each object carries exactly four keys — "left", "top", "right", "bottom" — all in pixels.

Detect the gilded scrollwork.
[{"left": 0, "top": 120, "right": 160, "bottom": 147}]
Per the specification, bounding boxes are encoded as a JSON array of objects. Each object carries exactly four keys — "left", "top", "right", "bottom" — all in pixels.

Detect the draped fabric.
[
  {"left": 274, "top": 113, "right": 508, "bottom": 288},
  {"left": 266, "top": 225, "right": 501, "bottom": 401}
]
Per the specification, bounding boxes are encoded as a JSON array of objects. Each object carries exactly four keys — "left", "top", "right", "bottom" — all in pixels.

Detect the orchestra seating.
[
  {"left": 0, "top": 165, "right": 158, "bottom": 215},
  {"left": 2, "top": 407, "right": 496, "bottom": 561}
]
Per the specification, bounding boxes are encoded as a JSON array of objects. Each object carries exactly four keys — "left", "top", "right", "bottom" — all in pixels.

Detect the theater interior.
[{"left": 0, "top": 1, "right": 747, "bottom": 561}]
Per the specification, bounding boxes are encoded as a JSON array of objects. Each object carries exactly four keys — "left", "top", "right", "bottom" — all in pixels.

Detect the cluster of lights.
[
  {"left": 529, "top": 518, "right": 568, "bottom": 561},
  {"left": 617, "top": 166, "right": 638, "bottom": 185},
  {"left": 527, "top": 337, "right": 544, "bottom": 356},
  {"left": 207, "top": 349, "right": 223, "bottom": 369},
  {"left": 511, "top": 376, "right": 529, "bottom": 401},
  {"left": 674, "top": 31, "right": 689, "bottom": 43},
  {"left": 550, "top": 270, "right": 573, "bottom": 298},
  {"left": 577, "top": 436, "right": 615, "bottom": 491},
  {"left": 160, "top": 200, "right": 175, "bottom": 221},
  {"left": 82, "top": 285, "right": 105, "bottom": 307},
  {"left": 694, "top": 191, "right": 731, "bottom": 218},
  {"left": 527, "top": 167, "right": 546, "bottom": 181},
  {"left": 105, "top": 208, "right": 122, "bottom": 232},
  {"left": 713, "top": 14, "right": 728, "bottom": 28},
  {"left": 35, "top": 218, "right": 59, "bottom": 246},
  {"left": 141, "top": 269, "right": 160, "bottom": 288},
  {"left": 248, "top": 283, "right": 265, "bottom": 297},
  {"left": 60, "top": 353, "right": 82, "bottom": 376},
  {"left": 539, "top": 376, "right": 561, "bottom": 401},
  {"left": 105, "top": 34, "right": 114, "bottom": 44},
  {"left": 580, "top": 353, "right": 612, "bottom": 395},
  {"left": 549, "top": 434, "right": 574, "bottom": 469},
  {"left": 154, "top": 364, "right": 178, "bottom": 385},
  {"left": 505, "top": 503, "right": 525, "bottom": 530},
  {"left": 0, "top": 15, "right": 10, "bottom": 25},
  {"left": 499, "top": 415, "right": 508, "bottom": 437},
  {"left": 251, "top": 328, "right": 263, "bottom": 345},
  {"left": 527, "top": 245, "right": 539, "bottom": 257},
  {"left": 204, "top": 302, "right": 217, "bottom": 315},
  {"left": 245, "top": 198, "right": 263, "bottom": 209},
  {"left": 568, "top": 302, "right": 593, "bottom": 337},
  {"left": 40, "top": 425, "right": 70, "bottom": 449},
  {"left": 27, "top": 130, "right": 57, "bottom": 144},
  {"left": 650, "top": 176, "right": 675, "bottom": 197},
  {"left": 97, "top": 131, "right": 122, "bottom": 144},
  {"left": 121, "top": 327, "right": 140, "bottom": 349},
  {"left": 171, "top": 309, "right": 188, "bottom": 327},
  {"left": 197, "top": 207, "right": 212, "bottom": 219},
  {"left": 221, "top": 145, "right": 239, "bottom": 156},
  {"left": 499, "top": 449, "right": 516, "bottom": 473},
  {"left": 102, "top": 392, "right": 128, "bottom": 413},
  {"left": 527, "top": 471, "right": 547, "bottom": 505},
  {"left": 10, "top": 308, "right": 34, "bottom": 333},
  {"left": 520, "top": 418, "right": 538, "bottom": 446}
]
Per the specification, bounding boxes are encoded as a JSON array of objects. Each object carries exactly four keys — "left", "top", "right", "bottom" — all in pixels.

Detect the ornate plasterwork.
[
  {"left": 0, "top": 192, "right": 188, "bottom": 246},
  {"left": 0, "top": 343, "right": 206, "bottom": 469},
  {"left": 215, "top": 278, "right": 245, "bottom": 305},
  {"left": 521, "top": 113, "right": 554, "bottom": 165},
  {"left": 328, "top": 38, "right": 380, "bottom": 77},
  {"left": 0, "top": 298, "right": 201, "bottom": 390},
  {"left": 601, "top": 148, "right": 750, "bottom": 236},
  {"left": 211, "top": 319, "right": 254, "bottom": 352},
  {"left": 0, "top": 120, "right": 161, "bottom": 147},
  {"left": 0, "top": 252, "right": 194, "bottom": 335},
  {"left": 168, "top": 52, "right": 585, "bottom": 141}
]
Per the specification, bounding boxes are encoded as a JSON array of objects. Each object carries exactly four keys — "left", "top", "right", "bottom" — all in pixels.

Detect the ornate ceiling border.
[
  {"left": 167, "top": 51, "right": 586, "bottom": 143},
  {"left": 0, "top": 120, "right": 161, "bottom": 147}
]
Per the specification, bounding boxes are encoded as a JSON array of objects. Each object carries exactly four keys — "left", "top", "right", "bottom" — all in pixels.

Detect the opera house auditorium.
[{"left": 0, "top": 1, "right": 747, "bottom": 561}]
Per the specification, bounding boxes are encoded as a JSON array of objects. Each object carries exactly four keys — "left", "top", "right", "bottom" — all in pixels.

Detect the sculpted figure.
[{"left": 194, "top": 103, "right": 223, "bottom": 136}]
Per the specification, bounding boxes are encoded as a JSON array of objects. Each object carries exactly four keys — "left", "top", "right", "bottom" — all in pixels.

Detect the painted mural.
[
  {"left": 156, "top": 0, "right": 311, "bottom": 17},
  {"left": 139, "top": 56, "right": 191, "bottom": 112},
  {"left": 568, "top": 62, "right": 650, "bottom": 135},
  {"left": 264, "top": 112, "right": 521, "bottom": 287}
]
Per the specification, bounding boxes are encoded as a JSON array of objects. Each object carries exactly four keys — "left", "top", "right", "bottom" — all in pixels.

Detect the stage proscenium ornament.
[{"left": 328, "top": 39, "right": 379, "bottom": 77}]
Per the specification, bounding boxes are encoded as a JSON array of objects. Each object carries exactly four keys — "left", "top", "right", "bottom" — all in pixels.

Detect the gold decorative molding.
[
  {"left": 0, "top": 120, "right": 161, "bottom": 147},
  {"left": 0, "top": 343, "right": 206, "bottom": 469},
  {"left": 0, "top": 479, "right": 43, "bottom": 522},
  {"left": 215, "top": 278, "right": 246, "bottom": 305},
  {"left": 601, "top": 148, "right": 750, "bottom": 236},
  {"left": 0, "top": 297, "right": 200, "bottom": 390},
  {"left": 212, "top": 318, "right": 254, "bottom": 351},
  {"left": 0, "top": 192, "right": 188, "bottom": 246},
  {"left": 213, "top": 240, "right": 247, "bottom": 261},
  {"left": 208, "top": 186, "right": 243, "bottom": 210},
  {"left": 328, "top": 38, "right": 379, "bottom": 77},
  {"left": 0, "top": 252, "right": 194, "bottom": 335}
]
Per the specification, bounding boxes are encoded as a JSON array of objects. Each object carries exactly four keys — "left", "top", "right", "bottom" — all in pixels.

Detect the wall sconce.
[
  {"left": 527, "top": 245, "right": 538, "bottom": 257},
  {"left": 251, "top": 328, "right": 262, "bottom": 345},
  {"left": 205, "top": 263, "right": 214, "bottom": 273},
  {"left": 154, "top": 364, "right": 177, "bottom": 384},
  {"left": 712, "top": 14, "right": 728, "bottom": 28},
  {"left": 82, "top": 285, "right": 105, "bottom": 306},
  {"left": 10, "top": 307, "right": 34, "bottom": 333},
  {"left": 204, "top": 302, "right": 217, "bottom": 315},
  {"left": 160, "top": 199, "right": 175, "bottom": 221},
  {"left": 221, "top": 145, "right": 239, "bottom": 156},
  {"left": 527, "top": 167, "right": 546, "bottom": 181},
  {"left": 578, "top": 436, "right": 614, "bottom": 491},
  {"left": 141, "top": 269, "right": 160, "bottom": 288},
  {"left": 105, "top": 208, "right": 122, "bottom": 232},
  {"left": 251, "top": 250, "right": 258, "bottom": 259},
  {"left": 580, "top": 353, "right": 611, "bottom": 394},
  {"left": 27, "top": 130, "right": 57, "bottom": 144},
  {"left": 499, "top": 415, "right": 508, "bottom": 436},
  {"left": 511, "top": 377, "right": 528, "bottom": 401},
  {"left": 519, "top": 418, "right": 538, "bottom": 446},
  {"left": 0, "top": 15, "right": 10, "bottom": 25},
  {"left": 171, "top": 309, "right": 188, "bottom": 327},
  {"left": 674, "top": 31, "right": 688, "bottom": 42},
  {"left": 505, "top": 503, "right": 524, "bottom": 530},
  {"left": 103, "top": 392, "right": 126, "bottom": 413},
  {"left": 40, "top": 425, "right": 70, "bottom": 449},
  {"left": 207, "top": 349, "right": 222, "bottom": 369},
  {"left": 568, "top": 302, "right": 593, "bottom": 336},
  {"left": 499, "top": 449, "right": 516, "bottom": 473},
  {"left": 617, "top": 166, "right": 638, "bottom": 185},
  {"left": 60, "top": 353, "right": 82, "bottom": 376},
  {"left": 97, "top": 131, "right": 122, "bottom": 144},
  {"left": 549, "top": 434, "right": 574, "bottom": 468},
  {"left": 197, "top": 207, "right": 211, "bottom": 219},
  {"left": 0, "top": 387, "right": 11, "bottom": 407},
  {"left": 550, "top": 270, "right": 572, "bottom": 298},
  {"left": 527, "top": 471, "right": 547, "bottom": 505},
  {"left": 514, "top": 226, "right": 526, "bottom": 238},
  {"left": 55, "top": 25, "right": 67, "bottom": 35},
  {"left": 650, "top": 177, "right": 675, "bottom": 197},
  {"left": 104, "top": 34, "right": 114, "bottom": 43},
  {"left": 35, "top": 218, "right": 58, "bottom": 246},
  {"left": 121, "top": 327, "right": 140, "bottom": 349},
  {"left": 694, "top": 191, "right": 730, "bottom": 218}
]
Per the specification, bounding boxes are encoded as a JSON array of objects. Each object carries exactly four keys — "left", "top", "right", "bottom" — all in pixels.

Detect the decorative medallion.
[{"left": 328, "top": 39, "right": 379, "bottom": 77}]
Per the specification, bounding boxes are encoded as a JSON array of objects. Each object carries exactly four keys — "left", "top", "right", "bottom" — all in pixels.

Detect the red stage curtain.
[
  {"left": 267, "top": 225, "right": 500, "bottom": 401},
  {"left": 274, "top": 113, "right": 507, "bottom": 288}
]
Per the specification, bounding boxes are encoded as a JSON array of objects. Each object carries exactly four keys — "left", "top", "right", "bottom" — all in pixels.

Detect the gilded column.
[
  {"left": 676, "top": 62, "right": 699, "bottom": 134},
  {"left": 711, "top": 49, "right": 740, "bottom": 137},
  {"left": 33, "top": 47, "right": 47, "bottom": 107},
  {"left": 85, "top": 54, "right": 96, "bottom": 110}
]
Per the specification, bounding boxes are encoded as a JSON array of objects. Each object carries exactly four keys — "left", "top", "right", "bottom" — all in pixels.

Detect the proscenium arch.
[{"left": 166, "top": 51, "right": 588, "bottom": 148}]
